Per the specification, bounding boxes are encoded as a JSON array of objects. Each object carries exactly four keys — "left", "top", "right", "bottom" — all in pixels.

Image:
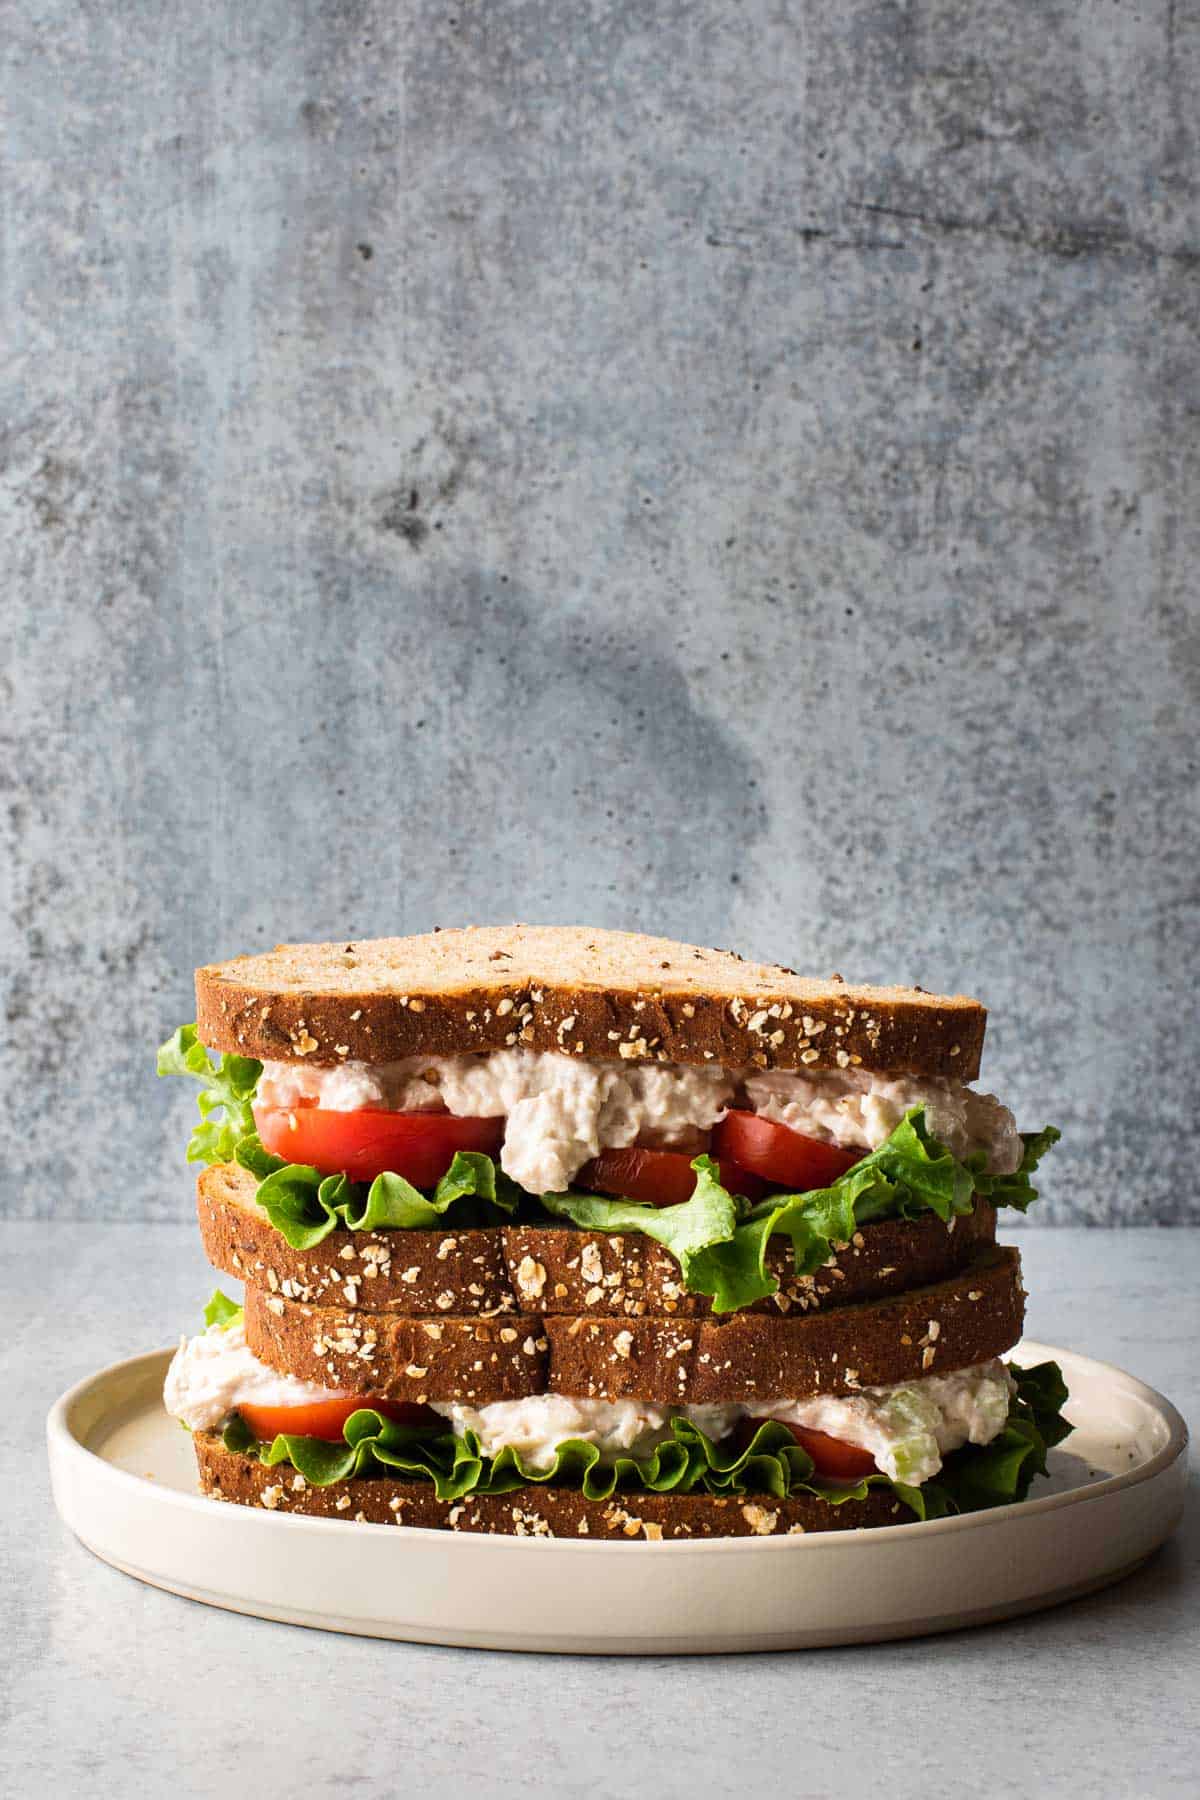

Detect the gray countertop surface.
[{"left": 5, "top": 1223, "right": 1197, "bottom": 1799}]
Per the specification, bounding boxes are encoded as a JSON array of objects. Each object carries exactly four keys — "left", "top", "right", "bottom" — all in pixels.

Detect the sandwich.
[{"left": 159, "top": 926, "right": 1069, "bottom": 1539}]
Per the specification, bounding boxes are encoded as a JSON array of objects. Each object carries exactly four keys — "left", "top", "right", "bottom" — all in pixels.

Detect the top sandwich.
[
  {"left": 161, "top": 926, "right": 1065, "bottom": 1539},
  {"left": 182, "top": 926, "right": 1043, "bottom": 1286}
]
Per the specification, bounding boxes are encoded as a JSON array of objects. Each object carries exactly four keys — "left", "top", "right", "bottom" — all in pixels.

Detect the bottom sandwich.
[{"left": 170, "top": 1294, "right": 1071, "bottom": 1539}]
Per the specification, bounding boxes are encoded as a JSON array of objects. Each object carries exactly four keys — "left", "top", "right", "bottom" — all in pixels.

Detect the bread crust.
[
  {"left": 241, "top": 1247, "right": 1023, "bottom": 1405},
  {"left": 499, "top": 1203, "right": 997, "bottom": 1321},
  {"left": 193, "top": 1433, "right": 914, "bottom": 1537},
  {"left": 243, "top": 1287, "right": 547, "bottom": 1403},
  {"left": 195, "top": 926, "right": 986, "bottom": 1078},
  {"left": 200, "top": 1161, "right": 996, "bottom": 1320},
  {"left": 198, "top": 1163, "right": 515, "bottom": 1317},
  {"left": 541, "top": 1248, "right": 1022, "bottom": 1402}
]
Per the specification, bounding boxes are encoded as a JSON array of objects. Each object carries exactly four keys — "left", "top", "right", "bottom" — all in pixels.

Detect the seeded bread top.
[{"left": 195, "top": 925, "right": 987, "bottom": 1079}]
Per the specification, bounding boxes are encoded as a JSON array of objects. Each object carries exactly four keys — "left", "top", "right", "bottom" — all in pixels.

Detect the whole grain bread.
[
  {"left": 193, "top": 1432, "right": 914, "bottom": 1537},
  {"left": 195, "top": 926, "right": 986, "bottom": 1078},
  {"left": 200, "top": 1160, "right": 996, "bottom": 1320},
  {"left": 243, "top": 1287, "right": 547, "bottom": 1404},
  {"left": 195, "top": 1432, "right": 910, "bottom": 1533},
  {"left": 499, "top": 1203, "right": 997, "bottom": 1322},
  {"left": 199, "top": 1163, "right": 516, "bottom": 1317},
  {"left": 540, "top": 1247, "right": 1022, "bottom": 1403},
  {"left": 241, "top": 1247, "right": 1023, "bottom": 1405}
]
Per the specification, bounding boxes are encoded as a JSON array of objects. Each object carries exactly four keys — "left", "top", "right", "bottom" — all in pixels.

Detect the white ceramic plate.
[{"left": 47, "top": 1339, "right": 1187, "bottom": 1653}]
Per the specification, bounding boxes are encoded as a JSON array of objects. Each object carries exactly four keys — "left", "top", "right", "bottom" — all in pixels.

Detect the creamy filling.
[
  {"left": 256, "top": 1049, "right": 1020, "bottom": 1190},
  {"left": 164, "top": 1324, "right": 1013, "bottom": 1488},
  {"left": 430, "top": 1360, "right": 1014, "bottom": 1486},
  {"left": 740, "top": 1359, "right": 1016, "bottom": 1485},
  {"left": 258, "top": 1050, "right": 733, "bottom": 1194},
  {"left": 164, "top": 1320, "right": 352, "bottom": 1431},
  {"left": 742, "top": 1067, "right": 1022, "bottom": 1174}
]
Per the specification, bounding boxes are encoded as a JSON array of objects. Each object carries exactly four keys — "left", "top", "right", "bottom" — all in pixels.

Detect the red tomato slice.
[
  {"left": 237, "top": 1395, "right": 440, "bottom": 1443},
  {"left": 714, "top": 1111, "right": 863, "bottom": 1191},
  {"left": 783, "top": 1424, "right": 877, "bottom": 1481},
  {"left": 578, "top": 1146, "right": 767, "bottom": 1206},
  {"left": 253, "top": 1106, "right": 503, "bottom": 1186}
]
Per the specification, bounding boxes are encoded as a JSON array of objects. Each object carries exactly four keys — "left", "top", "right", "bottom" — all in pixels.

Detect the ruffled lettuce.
[
  {"left": 528, "top": 1155, "right": 743, "bottom": 1286},
  {"left": 966, "top": 1124, "right": 1060, "bottom": 1212},
  {"left": 203, "top": 1289, "right": 244, "bottom": 1330},
  {"left": 935, "top": 1358, "right": 1071, "bottom": 1512},
  {"left": 157, "top": 1025, "right": 262, "bottom": 1165},
  {"left": 239, "top": 1139, "right": 521, "bottom": 1249},
  {"left": 542, "top": 1112, "right": 1059, "bottom": 1313},
  {"left": 220, "top": 1360, "right": 1070, "bottom": 1521},
  {"left": 157, "top": 1025, "right": 521, "bottom": 1243}
]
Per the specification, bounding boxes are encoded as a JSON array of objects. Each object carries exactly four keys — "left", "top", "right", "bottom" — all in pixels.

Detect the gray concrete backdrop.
[{"left": 3, "top": 1, "right": 1197, "bottom": 1225}]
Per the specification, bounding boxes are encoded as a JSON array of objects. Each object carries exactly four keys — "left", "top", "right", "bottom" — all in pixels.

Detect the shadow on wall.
[{"left": 265, "top": 553, "right": 772, "bottom": 935}]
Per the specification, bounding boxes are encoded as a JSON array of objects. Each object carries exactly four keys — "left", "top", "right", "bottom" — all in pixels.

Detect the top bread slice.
[{"left": 196, "top": 926, "right": 986, "bottom": 1078}]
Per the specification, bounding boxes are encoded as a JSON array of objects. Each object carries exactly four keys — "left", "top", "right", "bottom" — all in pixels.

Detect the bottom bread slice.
[{"left": 194, "top": 1432, "right": 911, "bottom": 1538}]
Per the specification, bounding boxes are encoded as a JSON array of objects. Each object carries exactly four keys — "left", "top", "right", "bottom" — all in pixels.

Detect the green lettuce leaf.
[
  {"left": 542, "top": 1109, "right": 1058, "bottom": 1314},
  {"left": 538, "top": 1154, "right": 740, "bottom": 1287},
  {"left": 967, "top": 1125, "right": 1062, "bottom": 1213},
  {"left": 224, "top": 1409, "right": 839, "bottom": 1504},
  {"left": 932, "top": 1361, "right": 1072, "bottom": 1511},
  {"left": 157, "top": 1024, "right": 262, "bottom": 1165},
  {"left": 1009, "top": 1356, "right": 1073, "bottom": 1446},
  {"left": 687, "top": 1109, "right": 979, "bottom": 1311},
  {"left": 203, "top": 1289, "right": 244, "bottom": 1330},
  {"left": 156, "top": 1015, "right": 523, "bottom": 1243},
  {"left": 234, "top": 1133, "right": 286, "bottom": 1181},
  {"left": 248, "top": 1146, "right": 521, "bottom": 1250},
  {"left": 222, "top": 1361, "right": 1070, "bottom": 1519}
]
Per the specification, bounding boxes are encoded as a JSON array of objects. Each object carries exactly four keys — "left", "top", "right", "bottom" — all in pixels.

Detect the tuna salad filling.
[
  {"left": 253, "top": 1047, "right": 1022, "bottom": 1192},
  {"left": 165, "top": 1315, "right": 1013, "bottom": 1488},
  {"left": 428, "top": 1362, "right": 1015, "bottom": 1487}
]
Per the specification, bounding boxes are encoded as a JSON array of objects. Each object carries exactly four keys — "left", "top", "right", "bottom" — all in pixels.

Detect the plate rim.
[{"left": 47, "top": 1337, "right": 1190, "bottom": 1554}]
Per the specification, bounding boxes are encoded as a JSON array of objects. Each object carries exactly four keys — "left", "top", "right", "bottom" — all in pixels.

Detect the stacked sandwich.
[{"left": 161, "top": 927, "right": 1068, "bottom": 1539}]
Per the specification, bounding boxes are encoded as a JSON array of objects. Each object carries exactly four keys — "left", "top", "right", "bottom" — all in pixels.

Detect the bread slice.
[
  {"left": 193, "top": 1433, "right": 912, "bottom": 1536},
  {"left": 241, "top": 1247, "right": 1023, "bottom": 1405},
  {"left": 541, "top": 1247, "right": 1022, "bottom": 1403},
  {"left": 198, "top": 1163, "right": 516, "bottom": 1317},
  {"left": 244, "top": 1289, "right": 547, "bottom": 1404},
  {"left": 499, "top": 1202, "right": 997, "bottom": 1322},
  {"left": 195, "top": 926, "right": 986, "bottom": 1078},
  {"left": 200, "top": 1161, "right": 996, "bottom": 1320}
]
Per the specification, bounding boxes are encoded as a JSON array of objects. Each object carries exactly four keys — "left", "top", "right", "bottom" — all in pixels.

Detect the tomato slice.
[
  {"left": 578, "top": 1146, "right": 767, "bottom": 1206},
  {"left": 714, "top": 1111, "right": 863, "bottom": 1191},
  {"left": 237, "top": 1395, "right": 440, "bottom": 1443},
  {"left": 253, "top": 1106, "right": 503, "bottom": 1185},
  {"left": 782, "top": 1424, "right": 877, "bottom": 1481}
]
